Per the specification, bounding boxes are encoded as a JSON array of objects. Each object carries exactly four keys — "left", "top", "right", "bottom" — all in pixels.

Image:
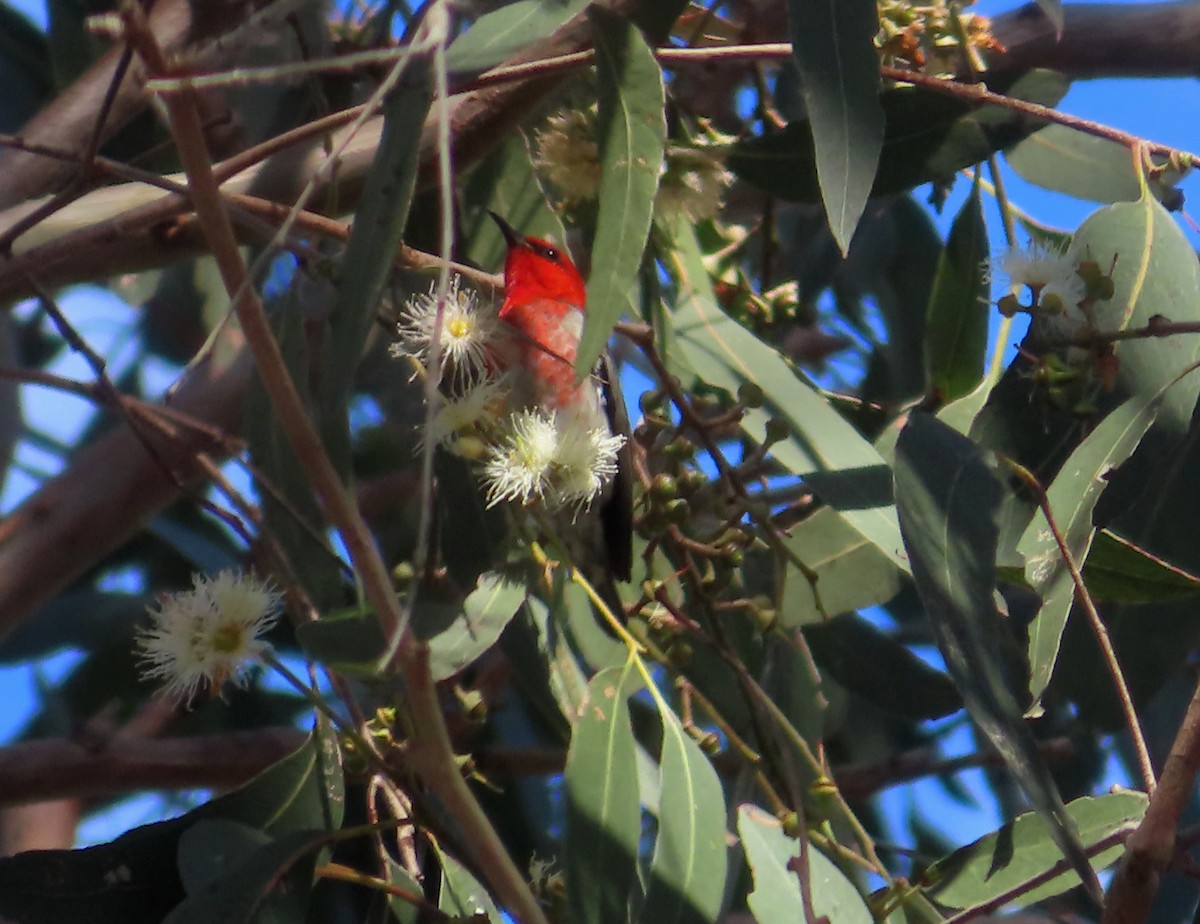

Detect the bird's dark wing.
[{"left": 597, "top": 351, "right": 634, "bottom": 583}]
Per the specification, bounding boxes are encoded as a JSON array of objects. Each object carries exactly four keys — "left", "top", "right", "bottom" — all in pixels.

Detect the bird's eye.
[{"left": 538, "top": 244, "right": 560, "bottom": 262}]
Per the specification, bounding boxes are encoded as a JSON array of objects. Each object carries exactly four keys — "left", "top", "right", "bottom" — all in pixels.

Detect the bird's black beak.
[{"left": 488, "top": 210, "right": 523, "bottom": 248}]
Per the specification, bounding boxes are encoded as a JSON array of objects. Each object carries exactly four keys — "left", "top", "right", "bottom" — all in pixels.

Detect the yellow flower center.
[
  {"left": 211, "top": 621, "right": 248, "bottom": 654},
  {"left": 447, "top": 316, "right": 472, "bottom": 340}
]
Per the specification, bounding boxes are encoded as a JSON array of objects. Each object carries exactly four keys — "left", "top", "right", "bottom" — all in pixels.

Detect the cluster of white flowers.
[
  {"left": 136, "top": 570, "right": 281, "bottom": 703},
  {"left": 993, "top": 242, "right": 1092, "bottom": 340},
  {"left": 534, "top": 107, "right": 732, "bottom": 222},
  {"left": 482, "top": 406, "right": 625, "bottom": 512},
  {"left": 391, "top": 276, "right": 625, "bottom": 512}
]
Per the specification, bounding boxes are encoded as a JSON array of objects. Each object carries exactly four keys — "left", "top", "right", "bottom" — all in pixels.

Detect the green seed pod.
[
  {"left": 678, "top": 468, "right": 709, "bottom": 495},
  {"left": 664, "top": 498, "right": 691, "bottom": 523},
  {"left": 764, "top": 417, "right": 790, "bottom": 445},
  {"left": 667, "top": 641, "right": 693, "bottom": 666},
  {"left": 639, "top": 388, "right": 666, "bottom": 415},
  {"left": 650, "top": 473, "right": 679, "bottom": 501},
  {"left": 738, "top": 381, "right": 765, "bottom": 408}
]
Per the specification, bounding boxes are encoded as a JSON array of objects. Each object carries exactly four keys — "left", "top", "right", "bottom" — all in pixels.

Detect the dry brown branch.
[
  {"left": 1102, "top": 677, "right": 1200, "bottom": 924},
  {"left": 0, "top": 727, "right": 306, "bottom": 806},
  {"left": 0, "top": 0, "right": 271, "bottom": 210},
  {"left": 987, "top": 2, "right": 1200, "bottom": 81}
]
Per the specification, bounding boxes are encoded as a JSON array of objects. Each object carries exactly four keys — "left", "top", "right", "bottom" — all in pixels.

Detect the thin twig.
[{"left": 1003, "top": 458, "right": 1156, "bottom": 793}]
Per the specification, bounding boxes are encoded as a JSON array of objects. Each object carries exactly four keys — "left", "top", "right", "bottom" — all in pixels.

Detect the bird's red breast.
[{"left": 494, "top": 228, "right": 592, "bottom": 410}]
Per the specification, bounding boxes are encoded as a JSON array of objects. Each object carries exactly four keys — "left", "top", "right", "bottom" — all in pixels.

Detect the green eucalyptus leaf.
[
  {"left": 924, "top": 173, "right": 989, "bottom": 402},
  {"left": 564, "top": 661, "right": 642, "bottom": 924},
  {"left": 248, "top": 279, "right": 346, "bottom": 610},
  {"left": 295, "top": 606, "right": 381, "bottom": 676},
  {"left": 663, "top": 215, "right": 906, "bottom": 571},
  {"left": 770, "top": 506, "right": 903, "bottom": 626},
  {"left": 325, "top": 54, "right": 433, "bottom": 418},
  {"left": 383, "top": 857, "right": 423, "bottom": 924},
  {"left": 894, "top": 412, "right": 1102, "bottom": 905},
  {"left": 927, "top": 791, "right": 1147, "bottom": 910},
  {"left": 463, "top": 132, "right": 565, "bottom": 271},
  {"left": 803, "top": 613, "right": 962, "bottom": 721},
  {"left": 0, "top": 730, "right": 342, "bottom": 922},
  {"left": 167, "top": 823, "right": 326, "bottom": 924},
  {"left": 1019, "top": 396, "right": 1161, "bottom": 706},
  {"left": 427, "top": 572, "right": 527, "bottom": 679},
  {"left": 1084, "top": 530, "right": 1200, "bottom": 604},
  {"left": 1006, "top": 124, "right": 1178, "bottom": 204},
  {"left": 1068, "top": 195, "right": 1200, "bottom": 434},
  {"left": 638, "top": 699, "right": 728, "bottom": 924},
  {"left": 446, "top": 0, "right": 589, "bottom": 74},
  {"left": 437, "top": 847, "right": 503, "bottom": 922},
  {"left": 577, "top": 6, "right": 666, "bottom": 376},
  {"left": 786, "top": 0, "right": 883, "bottom": 253},
  {"left": 738, "top": 804, "right": 872, "bottom": 924},
  {"left": 728, "top": 71, "right": 1067, "bottom": 202}
]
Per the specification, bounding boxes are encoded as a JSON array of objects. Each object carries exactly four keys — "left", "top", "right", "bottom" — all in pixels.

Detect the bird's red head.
[{"left": 489, "top": 211, "right": 586, "bottom": 311}]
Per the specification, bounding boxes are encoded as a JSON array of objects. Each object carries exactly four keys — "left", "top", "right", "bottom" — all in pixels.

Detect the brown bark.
[
  {"left": 988, "top": 2, "right": 1200, "bottom": 81},
  {"left": 0, "top": 727, "right": 306, "bottom": 806},
  {"left": 0, "top": 0, "right": 268, "bottom": 210}
]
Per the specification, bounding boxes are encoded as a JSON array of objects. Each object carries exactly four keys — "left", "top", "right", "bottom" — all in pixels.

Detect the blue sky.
[{"left": 0, "top": 0, "right": 1196, "bottom": 862}]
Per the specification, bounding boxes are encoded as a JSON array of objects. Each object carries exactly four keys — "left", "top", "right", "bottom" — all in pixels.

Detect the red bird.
[{"left": 488, "top": 211, "right": 633, "bottom": 584}]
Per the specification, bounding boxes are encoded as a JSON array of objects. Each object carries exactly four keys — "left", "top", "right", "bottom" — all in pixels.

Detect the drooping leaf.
[
  {"left": 803, "top": 613, "right": 962, "bottom": 722},
  {"left": 1083, "top": 530, "right": 1200, "bottom": 604},
  {"left": 167, "top": 823, "right": 328, "bottom": 924},
  {"left": 926, "top": 791, "right": 1147, "bottom": 910},
  {"left": 577, "top": 6, "right": 666, "bottom": 376},
  {"left": 639, "top": 697, "right": 728, "bottom": 924},
  {"left": 297, "top": 572, "right": 523, "bottom": 680},
  {"left": 1019, "top": 396, "right": 1161, "bottom": 706},
  {"left": 445, "top": 0, "right": 590, "bottom": 74},
  {"left": 727, "top": 71, "right": 1068, "bottom": 202},
  {"left": 462, "top": 132, "right": 565, "bottom": 271},
  {"left": 924, "top": 173, "right": 989, "bottom": 403},
  {"left": 324, "top": 54, "right": 433, "bottom": 446},
  {"left": 437, "top": 846, "right": 504, "bottom": 922},
  {"left": 373, "top": 857, "right": 422, "bottom": 924},
  {"left": 663, "top": 215, "right": 906, "bottom": 571},
  {"left": 248, "top": 279, "right": 346, "bottom": 611},
  {"left": 564, "top": 661, "right": 643, "bottom": 924},
  {"left": 893, "top": 412, "right": 1103, "bottom": 905},
  {"left": 785, "top": 0, "right": 883, "bottom": 253},
  {"left": 295, "top": 605, "right": 382, "bottom": 676},
  {"left": 738, "top": 804, "right": 872, "bottom": 924},
  {"left": 427, "top": 571, "right": 527, "bottom": 679},
  {"left": 768, "top": 507, "right": 904, "bottom": 627}
]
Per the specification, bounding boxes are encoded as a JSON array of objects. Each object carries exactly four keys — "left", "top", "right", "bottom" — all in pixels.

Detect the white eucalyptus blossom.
[
  {"left": 136, "top": 571, "right": 282, "bottom": 703},
  {"left": 481, "top": 406, "right": 626, "bottom": 511},
  {"left": 655, "top": 147, "right": 733, "bottom": 223},
  {"left": 551, "top": 408, "right": 626, "bottom": 511},
  {"left": 391, "top": 277, "right": 501, "bottom": 386},
  {"left": 534, "top": 108, "right": 602, "bottom": 202},
  {"left": 482, "top": 408, "right": 561, "bottom": 506},
  {"left": 426, "top": 375, "right": 508, "bottom": 448}
]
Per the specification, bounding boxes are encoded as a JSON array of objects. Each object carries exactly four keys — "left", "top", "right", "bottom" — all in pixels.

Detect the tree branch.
[
  {"left": 988, "top": 2, "right": 1200, "bottom": 82},
  {"left": 0, "top": 728, "right": 306, "bottom": 806}
]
